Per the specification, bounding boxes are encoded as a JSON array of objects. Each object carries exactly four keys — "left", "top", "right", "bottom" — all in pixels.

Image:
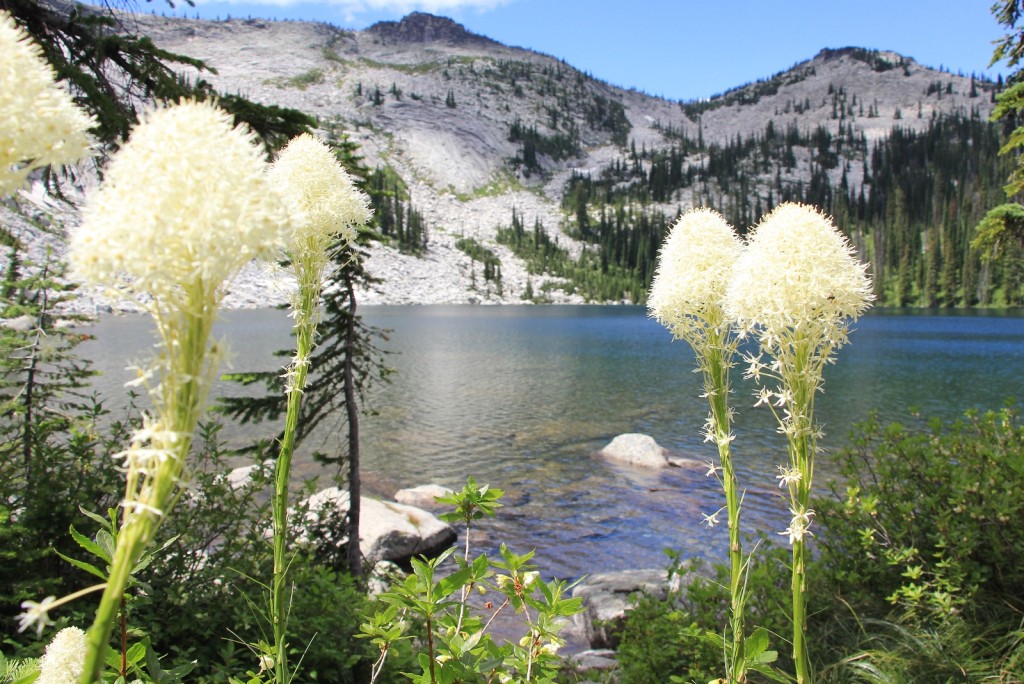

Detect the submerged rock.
[
  {"left": 567, "top": 568, "right": 669, "bottom": 649},
  {"left": 394, "top": 483, "right": 453, "bottom": 508}
]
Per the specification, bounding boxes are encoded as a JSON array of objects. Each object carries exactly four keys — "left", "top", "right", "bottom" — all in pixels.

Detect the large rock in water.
[
  {"left": 303, "top": 487, "right": 457, "bottom": 564},
  {"left": 598, "top": 433, "right": 669, "bottom": 468}
]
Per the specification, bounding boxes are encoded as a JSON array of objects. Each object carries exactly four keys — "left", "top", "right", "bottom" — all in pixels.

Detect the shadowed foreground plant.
[
  {"left": 648, "top": 208, "right": 777, "bottom": 683},
  {"left": 60, "top": 99, "right": 289, "bottom": 684},
  {"left": 726, "top": 202, "right": 873, "bottom": 684},
  {"left": 264, "top": 132, "right": 371, "bottom": 684}
]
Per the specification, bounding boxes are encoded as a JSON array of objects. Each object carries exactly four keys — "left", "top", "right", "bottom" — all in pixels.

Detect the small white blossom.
[
  {"left": 779, "top": 509, "right": 815, "bottom": 545},
  {"left": 17, "top": 596, "right": 57, "bottom": 636},
  {"left": 701, "top": 508, "right": 723, "bottom": 529},
  {"left": 776, "top": 466, "right": 802, "bottom": 488}
]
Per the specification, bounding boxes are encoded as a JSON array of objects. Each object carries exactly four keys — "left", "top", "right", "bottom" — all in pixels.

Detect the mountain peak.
[
  {"left": 366, "top": 12, "right": 496, "bottom": 46},
  {"left": 815, "top": 46, "right": 915, "bottom": 71}
]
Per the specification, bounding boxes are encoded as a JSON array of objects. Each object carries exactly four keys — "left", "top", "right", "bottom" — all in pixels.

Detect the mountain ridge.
[{"left": 6, "top": 9, "right": 1001, "bottom": 309}]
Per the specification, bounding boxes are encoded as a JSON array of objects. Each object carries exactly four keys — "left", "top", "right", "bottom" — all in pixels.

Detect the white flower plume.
[
  {"left": 37, "top": 627, "right": 87, "bottom": 684},
  {"left": 0, "top": 10, "right": 94, "bottom": 196},
  {"left": 725, "top": 203, "right": 873, "bottom": 336},
  {"left": 69, "top": 99, "right": 288, "bottom": 303},
  {"left": 269, "top": 132, "right": 371, "bottom": 255},
  {"left": 647, "top": 208, "right": 743, "bottom": 343}
]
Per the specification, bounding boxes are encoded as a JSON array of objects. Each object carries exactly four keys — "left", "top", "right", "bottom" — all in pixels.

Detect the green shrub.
[
  {"left": 816, "top": 406, "right": 1024, "bottom": 622},
  {"left": 811, "top": 405, "right": 1024, "bottom": 680}
]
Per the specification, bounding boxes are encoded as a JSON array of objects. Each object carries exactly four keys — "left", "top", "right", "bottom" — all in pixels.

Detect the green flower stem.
[
  {"left": 82, "top": 297, "right": 214, "bottom": 684},
  {"left": 705, "top": 343, "right": 745, "bottom": 683},
  {"left": 272, "top": 274, "right": 321, "bottom": 684},
  {"left": 783, "top": 337, "right": 819, "bottom": 684}
]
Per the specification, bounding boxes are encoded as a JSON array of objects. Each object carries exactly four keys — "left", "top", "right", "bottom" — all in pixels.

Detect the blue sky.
[{"left": 144, "top": 0, "right": 1010, "bottom": 101}]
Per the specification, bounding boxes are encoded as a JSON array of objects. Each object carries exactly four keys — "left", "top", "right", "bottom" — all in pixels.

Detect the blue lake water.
[{"left": 80, "top": 306, "right": 1024, "bottom": 581}]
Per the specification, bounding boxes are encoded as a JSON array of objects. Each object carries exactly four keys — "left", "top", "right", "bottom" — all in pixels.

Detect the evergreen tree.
[{"left": 0, "top": 226, "right": 124, "bottom": 638}]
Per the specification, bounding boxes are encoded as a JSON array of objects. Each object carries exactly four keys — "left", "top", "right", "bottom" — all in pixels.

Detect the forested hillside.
[
  {"left": 545, "top": 109, "right": 1014, "bottom": 307},
  {"left": 28, "top": 11, "right": 1019, "bottom": 306}
]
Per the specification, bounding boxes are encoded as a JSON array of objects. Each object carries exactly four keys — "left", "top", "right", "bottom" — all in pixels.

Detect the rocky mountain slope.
[{"left": 6, "top": 11, "right": 997, "bottom": 309}]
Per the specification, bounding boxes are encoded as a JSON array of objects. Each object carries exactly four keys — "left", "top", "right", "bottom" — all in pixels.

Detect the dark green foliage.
[
  {"left": 546, "top": 111, "right": 1011, "bottom": 306},
  {"left": 680, "top": 62, "right": 816, "bottom": 119},
  {"left": 816, "top": 407, "right": 1024, "bottom": 621},
  {"left": 615, "top": 406, "right": 1024, "bottom": 682},
  {"left": 509, "top": 118, "right": 580, "bottom": 175},
  {"left": 211, "top": 91, "right": 316, "bottom": 156},
  {"left": 0, "top": 231, "right": 126, "bottom": 643},
  {"left": 808, "top": 406, "right": 1024, "bottom": 680},
  {"left": 456, "top": 237, "right": 502, "bottom": 289},
  {"left": 366, "top": 166, "right": 429, "bottom": 254},
  {"left": 495, "top": 208, "right": 646, "bottom": 302},
  {"left": 124, "top": 424, "right": 402, "bottom": 682}
]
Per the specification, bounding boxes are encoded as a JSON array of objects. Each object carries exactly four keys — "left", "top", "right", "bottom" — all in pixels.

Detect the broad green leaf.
[
  {"left": 69, "top": 524, "right": 110, "bottom": 564},
  {"left": 54, "top": 549, "right": 107, "bottom": 581}
]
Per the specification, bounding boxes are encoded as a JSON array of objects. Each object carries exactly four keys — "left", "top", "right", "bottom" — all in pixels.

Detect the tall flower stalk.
[
  {"left": 648, "top": 208, "right": 750, "bottom": 682},
  {"left": 67, "top": 100, "right": 288, "bottom": 684},
  {"left": 266, "top": 133, "right": 371, "bottom": 684},
  {"left": 725, "top": 203, "right": 872, "bottom": 684}
]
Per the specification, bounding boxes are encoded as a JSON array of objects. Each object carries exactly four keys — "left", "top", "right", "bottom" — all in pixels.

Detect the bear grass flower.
[
  {"left": 71, "top": 100, "right": 286, "bottom": 305},
  {"left": 726, "top": 202, "right": 873, "bottom": 344},
  {"left": 648, "top": 207, "right": 743, "bottom": 345},
  {"left": 37, "top": 627, "right": 87, "bottom": 684},
  {"left": 264, "top": 132, "right": 371, "bottom": 684},
  {"left": 0, "top": 10, "right": 94, "bottom": 196},
  {"left": 270, "top": 132, "right": 370, "bottom": 263},
  {"left": 67, "top": 99, "right": 289, "bottom": 684},
  {"left": 725, "top": 202, "right": 872, "bottom": 684},
  {"left": 647, "top": 208, "right": 750, "bottom": 683}
]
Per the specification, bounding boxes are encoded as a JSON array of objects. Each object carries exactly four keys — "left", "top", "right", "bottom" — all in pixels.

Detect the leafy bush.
[
  {"left": 810, "top": 405, "right": 1024, "bottom": 680},
  {"left": 816, "top": 406, "right": 1024, "bottom": 622}
]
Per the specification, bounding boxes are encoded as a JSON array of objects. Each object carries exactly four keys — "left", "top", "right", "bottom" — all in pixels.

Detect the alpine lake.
[{"left": 79, "top": 305, "right": 1024, "bottom": 581}]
